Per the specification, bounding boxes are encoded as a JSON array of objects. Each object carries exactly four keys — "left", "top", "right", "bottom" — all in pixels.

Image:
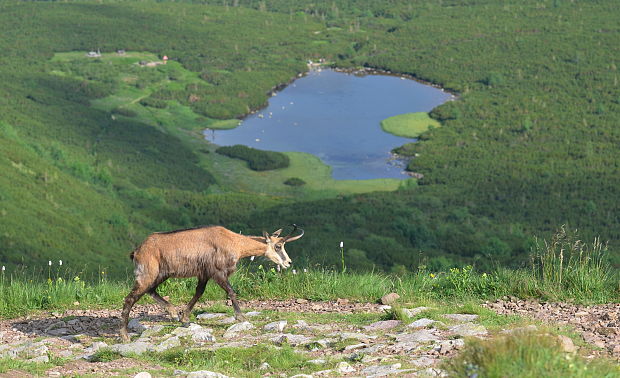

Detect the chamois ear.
[
  {"left": 272, "top": 229, "right": 283, "bottom": 237},
  {"left": 263, "top": 231, "right": 270, "bottom": 242}
]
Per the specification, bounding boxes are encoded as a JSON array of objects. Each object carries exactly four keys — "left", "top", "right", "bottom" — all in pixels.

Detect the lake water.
[{"left": 204, "top": 69, "right": 452, "bottom": 180}]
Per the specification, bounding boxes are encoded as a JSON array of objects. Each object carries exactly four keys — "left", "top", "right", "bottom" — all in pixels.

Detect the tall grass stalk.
[{"left": 532, "top": 226, "right": 611, "bottom": 297}]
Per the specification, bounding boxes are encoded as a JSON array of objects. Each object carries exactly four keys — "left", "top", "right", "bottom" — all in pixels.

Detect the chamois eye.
[{"left": 275, "top": 244, "right": 282, "bottom": 250}]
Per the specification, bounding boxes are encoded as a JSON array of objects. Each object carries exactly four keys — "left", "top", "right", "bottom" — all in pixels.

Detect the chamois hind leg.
[
  {"left": 148, "top": 283, "right": 179, "bottom": 320},
  {"left": 214, "top": 274, "right": 245, "bottom": 321},
  {"left": 120, "top": 281, "right": 150, "bottom": 343},
  {"left": 179, "top": 277, "right": 208, "bottom": 324}
]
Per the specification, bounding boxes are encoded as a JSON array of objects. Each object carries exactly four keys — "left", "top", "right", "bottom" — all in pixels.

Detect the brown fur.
[{"left": 119, "top": 225, "right": 302, "bottom": 342}]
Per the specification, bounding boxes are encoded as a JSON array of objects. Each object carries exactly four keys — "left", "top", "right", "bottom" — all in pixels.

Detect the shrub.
[
  {"left": 215, "top": 145, "right": 289, "bottom": 171},
  {"left": 139, "top": 97, "right": 167, "bottom": 109},
  {"left": 284, "top": 177, "right": 305, "bottom": 186}
]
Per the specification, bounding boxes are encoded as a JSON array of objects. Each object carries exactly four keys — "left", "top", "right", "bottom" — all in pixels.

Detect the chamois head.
[{"left": 262, "top": 225, "right": 304, "bottom": 269}]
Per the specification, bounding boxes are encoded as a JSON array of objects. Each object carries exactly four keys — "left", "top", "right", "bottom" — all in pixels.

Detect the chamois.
[{"left": 119, "top": 225, "right": 303, "bottom": 342}]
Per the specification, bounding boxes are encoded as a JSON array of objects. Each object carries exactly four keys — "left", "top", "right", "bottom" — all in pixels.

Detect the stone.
[
  {"left": 289, "top": 375, "right": 313, "bottom": 378},
  {"left": 142, "top": 325, "right": 165, "bottom": 337},
  {"left": 110, "top": 341, "right": 154, "bottom": 356},
  {"left": 270, "top": 333, "right": 311, "bottom": 346},
  {"left": 28, "top": 355, "right": 49, "bottom": 363},
  {"left": 557, "top": 335, "right": 577, "bottom": 353},
  {"left": 408, "top": 318, "right": 436, "bottom": 328},
  {"left": 259, "top": 362, "right": 270, "bottom": 370},
  {"left": 186, "top": 371, "right": 230, "bottom": 378},
  {"left": 362, "top": 363, "right": 402, "bottom": 376},
  {"left": 172, "top": 326, "right": 194, "bottom": 337},
  {"left": 223, "top": 321, "right": 254, "bottom": 338},
  {"left": 263, "top": 320, "right": 287, "bottom": 332},
  {"left": 58, "top": 350, "right": 74, "bottom": 358},
  {"left": 128, "top": 319, "right": 146, "bottom": 333},
  {"left": 417, "top": 368, "right": 448, "bottom": 377},
  {"left": 394, "top": 329, "right": 440, "bottom": 343},
  {"left": 575, "top": 311, "right": 589, "bottom": 317},
  {"left": 196, "top": 313, "right": 226, "bottom": 320},
  {"left": 411, "top": 356, "right": 436, "bottom": 367},
  {"left": 192, "top": 330, "right": 216, "bottom": 343},
  {"left": 402, "top": 307, "right": 431, "bottom": 318},
  {"left": 331, "top": 332, "right": 376, "bottom": 342},
  {"left": 134, "top": 373, "right": 152, "bottom": 378},
  {"left": 336, "top": 361, "right": 355, "bottom": 374},
  {"left": 219, "top": 317, "right": 236, "bottom": 325},
  {"left": 449, "top": 323, "right": 487, "bottom": 337},
  {"left": 364, "top": 320, "right": 402, "bottom": 331},
  {"left": 380, "top": 293, "right": 400, "bottom": 305},
  {"left": 308, "top": 359, "right": 327, "bottom": 365},
  {"left": 47, "top": 328, "right": 71, "bottom": 336},
  {"left": 435, "top": 339, "right": 465, "bottom": 354},
  {"left": 245, "top": 311, "right": 261, "bottom": 317},
  {"left": 343, "top": 343, "right": 366, "bottom": 351},
  {"left": 443, "top": 314, "right": 479, "bottom": 322},
  {"left": 296, "top": 298, "right": 308, "bottom": 304},
  {"left": 154, "top": 336, "right": 181, "bottom": 352}
]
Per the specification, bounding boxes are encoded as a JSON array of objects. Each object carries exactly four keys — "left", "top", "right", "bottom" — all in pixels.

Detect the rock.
[
  {"left": 259, "top": 362, "right": 270, "bottom": 370},
  {"left": 263, "top": 320, "right": 287, "bottom": 332},
  {"left": 219, "top": 317, "right": 236, "bottom": 325},
  {"left": 378, "top": 305, "right": 392, "bottom": 311},
  {"left": 336, "top": 361, "right": 355, "bottom": 374},
  {"left": 575, "top": 311, "right": 589, "bottom": 317},
  {"left": 434, "top": 339, "right": 465, "bottom": 354},
  {"left": 192, "top": 330, "right": 216, "bottom": 343},
  {"left": 394, "top": 329, "right": 440, "bottom": 343},
  {"left": 47, "top": 328, "right": 71, "bottom": 336},
  {"left": 58, "top": 350, "right": 74, "bottom": 358},
  {"left": 134, "top": 373, "right": 152, "bottom": 378},
  {"left": 270, "top": 333, "right": 311, "bottom": 346},
  {"left": 308, "top": 359, "right": 327, "bottom": 365},
  {"left": 443, "top": 314, "right": 479, "bottom": 322},
  {"left": 289, "top": 375, "right": 313, "bottom": 378},
  {"left": 128, "top": 319, "right": 146, "bottom": 333},
  {"left": 408, "top": 318, "right": 436, "bottom": 328},
  {"left": 331, "top": 332, "right": 376, "bottom": 342},
  {"left": 172, "top": 327, "right": 193, "bottom": 338},
  {"left": 417, "top": 367, "right": 448, "bottom": 377},
  {"left": 48, "top": 372, "right": 61, "bottom": 377},
  {"left": 557, "top": 335, "right": 577, "bottom": 353},
  {"left": 196, "top": 313, "right": 226, "bottom": 320},
  {"left": 142, "top": 325, "right": 165, "bottom": 337},
  {"left": 343, "top": 343, "right": 366, "bottom": 351},
  {"left": 362, "top": 363, "right": 402, "bottom": 377},
  {"left": 110, "top": 341, "right": 154, "bottom": 356},
  {"left": 411, "top": 356, "right": 437, "bottom": 367},
  {"left": 449, "top": 323, "right": 487, "bottom": 337},
  {"left": 223, "top": 321, "right": 254, "bottom": 338},
  {"left": 380, "top": 293, "right": 400, "bottom": 305},
  {"left": 364, "top": 320, "right": 402, "bottom": 331},
  {"left": 154, "top": 336, "right": 181, "bottom": 352},
  {"left": 245, "top": 311, "right": 261, "bottom": 317},
  {"left": 28, "top": 355, "right": 49, "bottom": 363},
  {"left": 186, "top": 371, "right": 230, "bottom": 378},
  {"left": 90, "top": 341, "right": 108, "bottom": 353},
  {"left": 402, "top": 307, "right": 431, "bottom": 318}
]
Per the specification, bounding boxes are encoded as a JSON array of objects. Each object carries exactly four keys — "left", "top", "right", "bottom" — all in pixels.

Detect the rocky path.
[
  {"left": 483, "top": 298, "right": 620, "bottom": 359},
  {"left": 0, "top": 298, "right": 615, "bottom": 377}
]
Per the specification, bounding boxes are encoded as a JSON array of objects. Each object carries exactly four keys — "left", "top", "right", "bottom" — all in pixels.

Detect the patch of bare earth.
[{"left": 483, "top": 298, "right": 620, "bottom": 359}]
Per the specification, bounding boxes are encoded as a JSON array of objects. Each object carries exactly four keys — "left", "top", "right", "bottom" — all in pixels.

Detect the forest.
[{"left": 0, "top": 0, "right": 618, "bottom": 277}]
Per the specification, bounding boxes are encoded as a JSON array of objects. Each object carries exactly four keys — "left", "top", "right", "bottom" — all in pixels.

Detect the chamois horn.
[{"left": 283, "top": 224, "right": 304, "bottom": 242}]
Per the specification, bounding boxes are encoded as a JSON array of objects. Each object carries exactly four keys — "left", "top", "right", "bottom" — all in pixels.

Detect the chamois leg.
[
  {"left": 179, "top": 278, "right": 208, "bottom": 323},
  {"left": 148, "top": 286, "right": 179, "bottom": 320},
  {"left": 120, "top": 281, "right": 150, "bottom": 343},
  {"left": 214, "top": 275, "right": 245, "bottom": 321}
]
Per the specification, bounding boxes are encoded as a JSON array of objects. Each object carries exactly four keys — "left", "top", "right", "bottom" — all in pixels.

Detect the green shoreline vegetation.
[{"left": 380, "top": 112, "right": 441, "bottom": 139}]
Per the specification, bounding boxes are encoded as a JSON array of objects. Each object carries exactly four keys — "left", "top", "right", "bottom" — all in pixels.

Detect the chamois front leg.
[{"left": 214, "top": 274, "right": 245, "bottom": 321}]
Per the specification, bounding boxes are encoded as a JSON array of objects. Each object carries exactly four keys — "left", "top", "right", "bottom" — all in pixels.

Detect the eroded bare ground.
[
  {"left": 0, "top": 299, "right": 617, "bottom": 377},
  {"left": 483, "top": 298, "right": 620, "bottom": 359}
]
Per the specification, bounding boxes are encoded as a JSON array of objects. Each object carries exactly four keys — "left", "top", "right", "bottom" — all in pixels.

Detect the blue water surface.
[{"left": 205, "top": 69, "right": 452, "bottom": 180}]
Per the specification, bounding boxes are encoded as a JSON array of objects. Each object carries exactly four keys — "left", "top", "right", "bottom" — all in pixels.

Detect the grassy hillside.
[{"left": 0, "top": 0, "right": 619, "bottom": 275}]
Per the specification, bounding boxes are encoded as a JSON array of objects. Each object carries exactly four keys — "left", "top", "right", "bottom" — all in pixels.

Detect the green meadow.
[{"left": 381, "top": 112, "right": 441, "bottom": 138}]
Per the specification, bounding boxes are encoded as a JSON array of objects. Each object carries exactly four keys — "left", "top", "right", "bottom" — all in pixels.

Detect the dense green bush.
[
  {"left": 216, "top": 145, "right": 290, "bottom": 171},
  {"left": 284, "top": 177, "right": 306, "bottom": 186}
]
